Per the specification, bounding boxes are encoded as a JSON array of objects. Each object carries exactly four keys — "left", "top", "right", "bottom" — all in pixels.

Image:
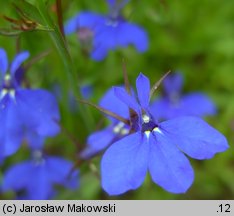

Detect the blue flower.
[
  {"left": 2, "top": 150, "right": 78, "bottom": 200},
  {"left": 0, "top": 48, "right": 60, "bottom": 158},
  {"left": 65, "top": 0, "right": 148, "bottom": 61},
  {"left": 81, "top": 87, "right": 130, "bottom": 159},
  {"left": 150, "top": 72, "right": 216, "bottom": 120},
  {"left": 101, "top": 73, "right": 228, "bottom": 195}
]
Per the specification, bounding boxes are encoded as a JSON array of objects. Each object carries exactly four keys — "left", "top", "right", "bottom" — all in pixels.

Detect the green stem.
[
  {"left": 55, "top": 0, "right": 65, "bottom": 38},
  {"left": 36, "top": 0, "right": 94, "bottom": 133}
]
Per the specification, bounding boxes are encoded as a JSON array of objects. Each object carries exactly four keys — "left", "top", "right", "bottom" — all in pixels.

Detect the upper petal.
[
  {"left": 163, "top": 72, "right": 184, "bottom": 96},
  {"left": 101, "top": 132, "right": 148, "bottom": 195},
  {"left": 136, "top": 73, "right": 150, "bottom": 109},
  {"left": 160, "top": 116, "right": 229, "bottom": 159},
  {"left": 113, "top": 86, "right": 140, "bottom": 114},
  {"left": 17, "top": 89, "right": 60, "bottom": 137},
  {"left": 149, "top": 132, "right": 194, "bottom": 193},
  {"left": 65, "top": 12, "right": 104, "bottom": 35},
  {"left": 100, "top": 87, "right": 129, "bottom": 121},
  {"left": 10, "top": 51, "right": 29, "bottom": 75},
  {"left": 0, "top": 48, "right": 8, "bottom": 76}
]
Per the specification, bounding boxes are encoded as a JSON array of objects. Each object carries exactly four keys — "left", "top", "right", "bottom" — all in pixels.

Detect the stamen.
[
  {"left": 113, "top": 122, "right": 129, "bottom": 135},
  {"left": 9, "top": 89, "right": 15, "bottom": 99},
  {"left": 153, "top": 127, "right": 163, "bottom": 134},
  {"left": 144, "top": 131, "right": 150, "bottom": 139},
  {"left": 113, "top": 122, "right": 124, "bottom": 133},
  {"left": 0, "top": 89, "right": 8, "bottom": 99}
]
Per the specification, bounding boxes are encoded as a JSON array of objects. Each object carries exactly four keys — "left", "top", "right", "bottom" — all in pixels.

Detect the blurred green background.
[{"left": 0, "top": 0, "right": 234, "bottom": 199}]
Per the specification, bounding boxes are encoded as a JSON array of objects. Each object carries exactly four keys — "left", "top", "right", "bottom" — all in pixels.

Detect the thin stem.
[
  {"left": 55, "top": 0, "right": 65, "bottom": 39},
  {"left": 78, "top": 99, "right": 130, "bottom": 125},
  {"left": 37, "top": 0, "right": 94, "bottom": 132}
]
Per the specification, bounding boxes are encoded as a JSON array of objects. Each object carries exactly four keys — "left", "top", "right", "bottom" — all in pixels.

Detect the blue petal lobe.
[
  {"left": 26, "top": 131, "right": 45, "bottom": 150},
  {"left": 47, "top": 157, "right": 79, "bottom": 189},
  {"left": 136, "top": 73, "right": 150, "bottom": 109},
  {"left": 149, "top": 132, "right": 194, "bottom": 193},
  {"left": 0, "top": 96, "right": 24, "bottom": 156},
  {"left": 27, "top": 164, "right": 52, "bottom": 200},
  {"left": 65, "top": 12, "right": 103, "bottom": 35},
  {"left": 91, "top": 26, "right": 115, "bottom": 61},
  {"left": 101, "top": 132, "right": 148, "bottom": 195},
  {"left": 2, "top": 162, "right": 31, "bottom": 191},
  {"left": 0, "top": 48, "right": 8, "bottom": 75},
  {"left": 81, "top": 126, "right": 115, "bottom": 159},
  {"left": 90, "top": 45, "right": 108, "bottom": 61},
  {"left": 10, "top": 51, "right": 29, "bottom": 75},
  {"left": 160, "top": 116, "right": 229, "bottom": 159},
  {"left": 17, "top": 89, "right": 60, "bottom": 137},
  {"left": 150, "top": 97, "right": 174, "bottom": 120},
  {"left": 117, "top": 22, "right": 148, "bottom": 52},
  {"left": 181, "top": 93, "right": 216, "bottom": 116},
  {"left": 100, "top": 87, "right": 129, "bottom": 121},
  {"left": 163, "top": 72, "right": 184, "bottom": 96}
]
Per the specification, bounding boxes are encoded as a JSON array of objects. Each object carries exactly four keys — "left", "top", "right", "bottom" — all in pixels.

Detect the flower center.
[
  {"left": 32, "top": 150, "right": 45, "bottom": 166},
  {"left": 142, "top": 114, "right": 158, "bottom": 132},
  {"left": 105, "top": 18, "right": 119, "bottom": 27}
]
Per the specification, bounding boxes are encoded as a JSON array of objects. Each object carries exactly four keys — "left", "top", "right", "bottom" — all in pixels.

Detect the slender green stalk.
[
  {"left": 55, "top": 0, "right": 65, "bottom": 38},
  {"left": 36, "top": 0, "right": 94, "bottom": 132}
]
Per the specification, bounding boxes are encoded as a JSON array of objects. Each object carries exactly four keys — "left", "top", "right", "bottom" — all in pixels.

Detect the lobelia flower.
[
  {"left": 81, "top": 87, "right": 130, "bottom": 159},
  {"left": 101, "top": 73, "right": 228, "bottom": 195},
  {"left": 1, "top": 150, "right": 79, "bottom": 200},
  {"left": 65, "top": 0, "right": 148, "bottom": 61},
  {"left": 0, "top": 48, "right": 60, "bottom": 158},
  {"left": 150, "top": 72, "right": 216, "bottom": 120}
]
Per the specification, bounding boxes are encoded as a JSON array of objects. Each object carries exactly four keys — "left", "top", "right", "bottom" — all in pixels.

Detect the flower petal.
[
  {"left": 17, "top": 89, "right": 60, "bottom": 137},
  {"left": 65, "top": 12, "right": 103, "bottom": 35},
  {"left": 136, "top": 73, "right": 150, "bottom": 109},
  {"left": 90, "top": 45, "right": 108, "bottom": 61},
  {"left": 163, "top": 72, "right": 183, "bottom": 96},
  {"left": 113, "top": 87, "right": 140, "bottom": 114},
  {"left": 26, "top": 131, "right": 45, "bottom": 150},
  {"left": 181, "top": 93, "right": 216, "bottom": 116},
  {"left": 101, "top": 132, "right": 148, "bottom": 195},
  {"left": 0, "top": 48, "right": 8, "bottom": 75},
  {"left": 0, "top": 96, "right": 24, "bottom": 156},
  {"left": 100, "top": 87, "right": 129, "bottom": 120},
  {"left": 150, "top": 97, "right": 172, "bottom": 120},
  {"left": 47, "top": 157, "right": 79, "bottom": 189},
  {"left": 91, "top": 26, "right": 116, "bottom": 60},
  {"left": 160, "top": 116, "right": 229, "bottom": 159},
  {"left": 2, "top": 161, "right": 31, "bottom": 191},
  {"left": 117, "top": 22, "right": 148, "bottom": 52},
  {"left": 27, "top": 165, "right": 52, "bottom": 200},
  {"left": 81, "top": 126, "right": 115, "bottom": 159},
  {"left": 149, "top": 132, "right": 194, "bottom": 193},
  {"left": 10, "top": 51, "right": 29, "bottom": 75}
]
